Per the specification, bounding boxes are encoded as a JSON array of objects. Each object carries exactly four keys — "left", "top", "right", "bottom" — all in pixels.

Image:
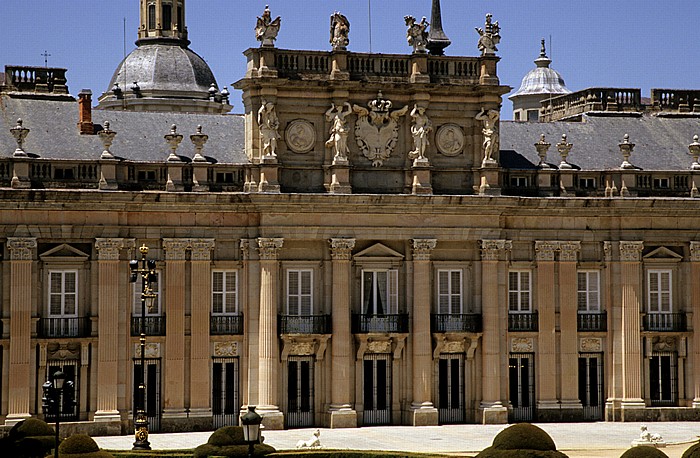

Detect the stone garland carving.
[
  {"left": 408, "top": 105, "right": 432, "bottom": 164},
  {"left": 511, "top": 337, "right": 533, "bottom": 353},
  {"left": 7, "top": 237, "right": 37, "bottom": 260},
  {"left": 412, "top": 239, "right": 437, "bottom": 261},
  {"left": 258, "top": 99, "right": 280, "bottom": 157},
  {"left": 479, "top": 239, "right": 511, "bottom": 261},
  {"left": 257, "top": 237, "right": 284, "bottom": 260},
  {"left": 285, "top": 119, "right": 316, "bottom": 154},
  {"left": 405, "top": 15, "right": 429, "bottom": 54},
  {"left": 579, "top": 337, "right": 602, "bottom": 353},
  {"left": 95, "top": 238, "right": 125, "bottom": 261},
  {"left": 619, "top": 241, "right": 644, "bottom": 262},
  {"left": 435, "top": 124, "right": 464, "bottom": 156},
  {"left": 353, "top": 92, "right": 408, "bottom": 167},
  {"left": 324, "top": 103, "right": 353, "bottom": 162},
  {"left": 330, "top": 12, "right": 350, "bottom": 51},
  {"left": 214, "top": 341, "right": 239, "bottom": 357},
  {"left": 475, "top": 13, "right": 500, "bottom": 56},
  {"left": 329, "top": 238, "right": 356, "bottom": 260},
  {"left": 255, "top": 5, "right": 281, "bottom": 47},
  {"left": 475, "top": 108, "right": 499, "bottom": 166}
]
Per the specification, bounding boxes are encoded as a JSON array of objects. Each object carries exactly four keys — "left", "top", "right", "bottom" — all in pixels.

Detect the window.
[
  {"left": 653, "top": 178, "right": 670, "bottom": 189},
  {"left": 287, "top": 269, "right": 313, "bottom": 316},
  {"left": 132, "top": 271, "right": 161, "bottom": 316},
  {"left": 148, "top": 3, "right": 156, "bottom": 30},
  {"left": 162, "top": 3, "right": 172, "bottom": 30},
  {"left": 212, "top": 271, "right": 238, "bottom": 315},
  {"left": 362, "top": 270, "right": 398, "bottom": 315},
  {"left": 508, "top": 271, "right": 531, "bottom": 313},
  {"left": 437, "top": 270, "right": 462, "bottom": 314},
  {"left": 577, "top": 271, "right": 600, "bottom": 312},
  {"left": 527, "top": 110, "right": 539, "bottom": 122},
  {"left": 579, "top": 178, "right": 596, "bottom": 189},
  {"left": 510, "top": 176, "right": 528, "bottom": 187},
  {"left": 648, "top": 269, "right": 672, "bottom": 313},
  {"left": 650, "top": 352, "right": 678, "bottom": 406},
  {"left": 48, "top": 271, "right": 78, "bottom": 317}
]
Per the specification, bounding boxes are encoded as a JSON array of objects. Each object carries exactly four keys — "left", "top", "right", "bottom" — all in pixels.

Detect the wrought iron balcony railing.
[
  {"left": 577, "top": 311, "right": 607, "bottom": 332},
  {"left": 643, "top": 312, "right": 687, "bottom": 332},
  {"left": 130, "top": 316, "right": 166, "bottom": 336},
  {"left": 278, "top": 314, "right": 331, "bottom": 334},
  {"left": 352, "top": 313, "right": 409, "bottom": 334},
  {"left": 508, "top": 311, "right": 539, "bottom": 332},
  {"left": 38, "top": 317, "right": 91, "bottom": 338},
  {"left": 431, "top": 314, "right": 482, "bottom": 333},
  {"left": 210, "top": 314, "right": 244, "bottom": 335}
]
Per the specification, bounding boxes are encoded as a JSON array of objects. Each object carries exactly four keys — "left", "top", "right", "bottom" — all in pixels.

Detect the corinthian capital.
[
  {"left": 559, "top": 241, "right": 581, "bottom": 262},
  {"left": 257, "top": 238, "right": 284, "bottom": 260},
  {"left": 190, "top": 239, "right": 216, "bottom": 261},
  {"left": 163, "top": 238, "right": 189, "bottom": 261},
  {"left": 412, "top": 238, "right": 437, "bottom": 261},
  {"left": 95, "top": 238, "right": 125, "bottom": 261},
  {"left": 535, "top": 241, "right": 556, "bottom": 262},
  {"left": 691, "top": 241, "right": 700, "bottom": 262},
  {"left": 480, "top": 239, "right": 511, "bottom": 261},
  {"left": 7, "top": 237, "right": 36, "bottom": 260},
  {"left": 619, "top": 241, "right": 644, "bottom": 262},
  {"left": 329, "top": 238, "right": 356, "bottom": 260}
]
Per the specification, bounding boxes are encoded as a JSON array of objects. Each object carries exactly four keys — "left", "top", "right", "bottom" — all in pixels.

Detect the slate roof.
[
  {"left": 500, "top": 114, "right": 700, "bottom": 171},
  {"left": 0, "top": 95, "right": 247, "bottom": 164}
]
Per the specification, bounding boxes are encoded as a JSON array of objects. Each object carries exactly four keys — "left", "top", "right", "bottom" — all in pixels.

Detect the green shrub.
[
  {"left": 683, "top": 442, "right": 700, "bottom": 458},
  {"left": 193, "top": 442, "right": 276, "bottom": 458},
  {"left": 208, "top": 426, "right": 246, "bottom": 446},
  {"left": 475, "top": 423, "right": 568, "bottom": 458},
  {"left": 60, "top": 434, "right": 101, "bottom": 454},
  {"left": 6, "top": 418, "right": 58, "bottom": 458},
  {"left": 11, "top": 418, "right": 55, "bottom": 437},
  {"left": 620, "top": 446, "right": 669, "bottom": 458}
]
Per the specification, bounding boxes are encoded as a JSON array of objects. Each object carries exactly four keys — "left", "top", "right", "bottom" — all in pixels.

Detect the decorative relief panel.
[
  {"left": 435, "top": 123, "right": 465, "bottom": 156},
  {"left": 352, "top": 92, "right": 408, "bottom": 167},
  {"left": 135, "top": 343, "right": 160, "bottom": 358},
  {"left": 559, "top": 241, "right": 581, "bottom": 262},
  {"left": 603, "top": 242, "right": 613, "bottom": 262},
  {"left": 511, "top": 337, "right": 534, "bottom": 353},
  {"left": 285, "top": 119, "right": 316, "bottom": 154},
  {"left": 48, "top": 342, "right": 81, "bottom": 360},
  {"left": 368, "top": 340, "right": 392, "bottom": 354},
  {"left": 651, "top": 336, "right": 677, "bottom": 353},
  {"left": 280, "top": 335, "right": 329, "bottom": 361},
  {"left": 214, "top": 341, "right": 239, "bottom": 357},
  {"left": 579, "top": 337, "right": 602, "bottom": 353},
  {"left": 290, "top": 341, "right": 315, "bottom": 356}
]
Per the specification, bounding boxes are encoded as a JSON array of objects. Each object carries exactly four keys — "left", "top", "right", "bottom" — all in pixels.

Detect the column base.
[
  {"left": 93, "top": 410, "right": 121, "bottom": 422},
  {"left": 410, "top": 402, "right": 438, "bottom": 426},
  {"left": 620, "top": 399, "right": 646, "bottom": 422},
  {"left": 188, "top": 408, "right": 213, "bottom": 417},
  {"left": 328, "top": 406, "right": 358, "bottom": 428},
  {"left": 480, "top": 402, "right": 508, "bottom": 424},
  {"left": 162, "top": 409, "right": 189, "bottom": 419},
  {"left": 693, "top": 399, "right": 700, "bottom": 409},
  {"left": 257, "top": 406, "right": 285, "bottom": 430},
  {"left": 5, "top": 413, "right": 31, "bottom": 426}
]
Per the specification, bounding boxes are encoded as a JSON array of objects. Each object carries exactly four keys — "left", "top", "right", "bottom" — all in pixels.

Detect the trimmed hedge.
[
  {"left": 59, "top": 433, "right": 115, "bottom": 457},
  {"left": 108, "top": 452, "right": 193, "bottom": 458},
  {"left": 270, "top": 452, "right": 452, "bottom": 458},
  {"left": 193, "top": 426, "right": 276, "bottom": 458},
  {"left": 683, "top": 442, "right": 700, "bottom": 458},
  {"left": 476, "top": 423, "right": 568, "bottom": 458},
  {"left": 620, "top": 446, "right": 669, "bottom": 458},
  {"left": 0, "top": 418, "right": 58, "bottom": 458}
]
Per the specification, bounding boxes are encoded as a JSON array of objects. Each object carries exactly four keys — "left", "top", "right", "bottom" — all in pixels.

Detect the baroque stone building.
[{"left": 0, "top": 0, "right": 700, "bottom": 435}]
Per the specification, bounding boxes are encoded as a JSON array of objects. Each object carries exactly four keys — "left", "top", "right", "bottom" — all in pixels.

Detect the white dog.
[{"left": 296, "top": 429, "right": 321, "bottom": 449}]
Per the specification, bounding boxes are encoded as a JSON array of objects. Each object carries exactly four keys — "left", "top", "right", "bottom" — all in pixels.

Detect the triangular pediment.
[
  {"left": 643, "top": 246, "right": 683, "bottom": 260},
  {"left": 354, "top": 243, "right": 404, "bottom": 260},
  {"left": 40, "top": 244, "right": 90, "bottom": 261}
]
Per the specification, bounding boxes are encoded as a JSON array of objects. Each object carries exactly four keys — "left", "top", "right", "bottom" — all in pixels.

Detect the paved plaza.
[{"left": 93, "top": 422, "right": 700, "bottom": 457}]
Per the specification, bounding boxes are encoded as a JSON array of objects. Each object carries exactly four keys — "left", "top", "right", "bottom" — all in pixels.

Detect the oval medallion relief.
[
  {"left": 436, "top": 123, "right": 465, "bottom": 156},
  {"left": 285, "top": 119, "right": 316, "bottom": 154}
]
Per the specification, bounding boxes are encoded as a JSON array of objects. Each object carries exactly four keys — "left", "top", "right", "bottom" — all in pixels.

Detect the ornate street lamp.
[
  {"left": 241, "top": 405, "right": 263, "bottom": 458},
  {"left": 42, "top": 370, "right": 72, "bottom": 458},
  {"left": 129, "top": 244, "right": 158, "bottom": 451}
]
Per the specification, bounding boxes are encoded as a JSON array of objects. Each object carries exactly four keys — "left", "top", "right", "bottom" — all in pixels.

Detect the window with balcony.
[
  {"left": 211, "top": 270, "right": 242, "bottom": 335},
  {"left": 41, "top": 270, "right": 88, "bottom": 338},
  {"left": 577, "top": 271, "right": 606, "bottom": 331},
  {"left": 280, "top": 269, "right": 329, "bottom": 334},
  {"left": 508, "top": 271, "right": 537, "bottom": 331},
  {"left": 353, "top": 269, "right": 406, "bottom": 333},
  {"left": 645, "top": 269, "right": 684, "bottom": 331},
  {"left": 432, "top": 269, "right": 480, "bottom": 332},
  {"left": 131, "top": 271, "right": 164, "bottom": 336}
]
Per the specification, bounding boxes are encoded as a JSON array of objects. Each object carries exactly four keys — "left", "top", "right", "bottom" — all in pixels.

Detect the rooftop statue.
[
  {"left": 475, "top": 13, "right": 500, "bottom": 56},
  {"left": 330, "top": 12, "right": 350, "bottom": 51},
  {"left": 353, "top": 92, "right": 408, "bottom": 167},
  {"left": 256, "top": 5, "right": 281, "bottom": 47},
  {"left": 405, "top": 16, "right": 429, "bottom": 54}
]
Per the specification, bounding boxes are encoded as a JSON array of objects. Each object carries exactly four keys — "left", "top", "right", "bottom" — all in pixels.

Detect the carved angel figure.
[
  {"left": 258, "top": 99, "right": 280, "bottom": 157},
  {"left": 256, "top": 5, "right": 281, "bottom": 47},
  {"left": 475, "top": 108, "right": 500, "bottom": 164},
  {"left": 325, "top": 102, "right": 353, "bottom": 162},
  {"left": 405, "top": 15, "right": 429, "bottom": 54},
  {"left": 409, "top": 105, "right": 432, "bottom": 162},
  {"left": 475, "top": 13, "right": 500, "bottom": 55},
  {"left": 353, "top": 92, "right": 408, "bottom": 167},
  {"left": 330, "top": 12, "right": 350, "bottom": 51}
]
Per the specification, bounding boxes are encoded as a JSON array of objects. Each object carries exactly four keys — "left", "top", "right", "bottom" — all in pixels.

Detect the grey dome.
[{"left": 510, "top": 42, "right": 570, "bottom": 100}]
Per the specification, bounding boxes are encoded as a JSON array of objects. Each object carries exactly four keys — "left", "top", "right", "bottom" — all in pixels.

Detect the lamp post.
[
  {"left": 129, "top": 244, "right": 158, "bottom": 451},
  {"left": 42, "top": 370, "right": 67, "bottom": 458},
  {"left": 241, "top": 405, "right": 263, "bottom": 458}
]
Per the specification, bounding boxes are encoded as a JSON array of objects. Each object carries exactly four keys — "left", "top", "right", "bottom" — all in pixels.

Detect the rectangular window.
[
  {"left": 437, "top": 270, "right": 462, "bottom": 314},
  {"left": 162, "top": 3, "right": 172, "bottom": 30},
  {"left": 650, "top": 352, "right": 678, "bottom": 406},
  {"left": 508, "top": 271, "right": 531, "bottom": 313},
  {"left": 132, "top": 271, "right": 161, "bottom": 316},
  {"left": 510, "top": 176, "right": 528, "bottom": 187},
  {"left": 362, "top": 270, "right": 398, "bottom": 315},
  {"left": 579, "top": 178, "right": 596, "bottom": 189},
  {"left": 48, "top": 270, "right": 78, "bottom": 317},
  {"left": 653, "top": 178, "right": 670, "bottom": 189},
  {"left": 577, "top": 271, "right": 600, "bottom": 312},
  {"left": 212, "top": 271, "right": 238, "bottom": 315},
  {"left": 148, "top": 4, "right": 156, "bottom": 30},
  {"left": 287, "top": 269, "right": 313, "bottom": 316},
  {"left": 648, "top": 269, "right": 672, "bottom": 313}
]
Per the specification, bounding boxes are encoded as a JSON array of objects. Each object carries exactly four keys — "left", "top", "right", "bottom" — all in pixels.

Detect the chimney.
[{"left": 77, "top": 89, "right": 94, "bottom": 135}]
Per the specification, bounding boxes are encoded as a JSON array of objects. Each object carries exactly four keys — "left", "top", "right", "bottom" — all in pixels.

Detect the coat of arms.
[{"left": 352, "top": 92, "right": 408, "bottom": 167}]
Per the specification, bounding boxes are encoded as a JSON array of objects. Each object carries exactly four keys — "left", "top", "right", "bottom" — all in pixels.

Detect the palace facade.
[{"left": 1, "top": 0, "right": 700, "bottom": 435}]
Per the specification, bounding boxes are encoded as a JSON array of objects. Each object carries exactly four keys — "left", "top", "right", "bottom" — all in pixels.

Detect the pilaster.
[
  {"left": 256, "top": 237, "right": 284, "bottom": 429},
  {"left": 558, "top": 242, "right": 583, "bottom": 413},
  {"left": 328, "top": 238, "right": 357, "bottom": 428},
  {"left": 535, "top": 241, "right": 557, "bottom": 413},
  {"left": 479, "top": 239, "right": 510, "bottom": 424},
  {"left": 5, "top": 237, "right": 36, "bottom": 424},
  {"left": 690, "top": 242, "right": 700, "bottom": 408},
  {"left": 410, "top": 239, "right": 438, "bottom": 426}
]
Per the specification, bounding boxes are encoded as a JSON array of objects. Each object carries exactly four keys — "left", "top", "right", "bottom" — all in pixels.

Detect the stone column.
[
  {"left": 479, "top": 239, "right": 510, "bottom": 424},
  {"left": 410, "top": 239, "right": 438, "bottom": 425},
  {"left": 5, "top": 237, "right": 36, "bottom": 424},
  {"left": 162, "top": 238, "right": 189, "bottom": 420},
  {"left": 603, "top": 241, "right": 621, "bottom": 420},
  {"left": 94, "top": 238, "right": 127, "bottom": 422},
  {"left": 328, "top": 238, "right": 357, "bottom": 428},
  {"left": 690, "top": 242, "right": 700, "bottom": 408},
  {"left": 559, "top": 242, "right": 583, "bottom": 415},
  {"left": 535, "top": 241, "right": 558, "bottom": 418},
  {"left": 189, "top": 239, "right": 215, "bottom": 419},
  {"left": 619, "top": 241, "right": 645, "bottom": 418},
  {"left": 257, "top": 237, "right": 284, "bottom": 429}
]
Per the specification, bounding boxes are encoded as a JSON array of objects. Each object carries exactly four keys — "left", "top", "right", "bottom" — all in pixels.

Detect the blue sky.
[{"left": 2, "top": 1, "right": 699, "bottom": 119}]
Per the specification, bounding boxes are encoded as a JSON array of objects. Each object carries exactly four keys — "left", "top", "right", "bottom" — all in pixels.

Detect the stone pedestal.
[
  {"left": 166, "top": 163, "right": 185, "bottom": 191},
  {"left": 410, "top": 54, "right": 430, "bottom": 84},
  {"left": 478, "top": 166, "right": 500, "bottom": 195},
  {"left": 479, "top": 57, "right": 500, "bottom": 85},
  {"left": 258, "top": 48, "right": 278, "bottom": 78},
  {"left": 192, "top": 164, "right": 209, "bottom": 192},
  {"left": 11, "top": 161, "right": 31, "bottom": 189},
  {"left": 98, "top": 160, "right": 119, "bottom": 190},
  {"left": 411, "top": 161, "right": 432, "bottom": 195},
  {"left": 481, "top": 402, "right": 508, "bottom": 424},
  {"left": 259, "top": 156, "right": 280, "bottom": 192},
  {"left": 329, "top": 406, "right": 357, "bottom": 428},
  {"left": 411, "top": 403, "right": 439, "bottom": 426},
  {"left": 258, "top": 406, "right": 285, "bottom": 430},
  {"left": 330, "top": 51, "right": 350, "bottom": 81},
  {"left": 330, "top": 162, "right": 351, "bottom": 194}
]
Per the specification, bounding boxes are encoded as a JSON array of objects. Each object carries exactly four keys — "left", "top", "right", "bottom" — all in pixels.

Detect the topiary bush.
[
  {"left": 193, "top": 425, "right": 276, "bottom": 458},
  {"left": 476, "top": 423, "right": 568, "bottom": 458},
  {"left": 620, "top": 446, "right": 669, "bottom": 458},
  {"left": 2, "top": 418, "right": 58, "bottom": 458},
  {"left": 58, "top": 433, "right": 115, "bottom": 457},
  {"left": 683, "top": 442, "right": 700, "bottom": 458}
]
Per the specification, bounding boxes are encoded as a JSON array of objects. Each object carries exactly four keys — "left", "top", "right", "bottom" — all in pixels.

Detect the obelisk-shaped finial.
[{"left": 426, "top": 0, "right": 451, "bottom": 56}]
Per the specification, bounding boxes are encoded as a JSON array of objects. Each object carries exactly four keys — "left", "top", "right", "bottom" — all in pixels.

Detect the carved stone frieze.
[
  {"left": 135, "top": 343, "right": 160, "bottom": 358},
  {"left": 619, "top": 241, "right": 644, "bottom": 262},
  {"left": 163, "top": 238, "right": 189, "bottom": 261},
  {"left": 435, "top": 123, "right": 465, "bottom": 156},
  {"left": 7, "top": 237, "right": 36, "bottom": 260},
  {"left": 412, "top": 238, "right": 437, "bottom": 261},
  {"left": 190, "top": 239, "right": 215, "bottom": 261},
  {"left": 511, "top": 337, "right": 534, "bottom": 353},
  {"left": 285, "top": 119, "right": 316, "bottom": 154},
  {"left": 352, "top": 92, "right": 408, "bottom": 167},
  {"left": 579, "top": 337, "right": 602, "bottom": 353},
  {"left": 214, "top": 341, "right": 239, "bottom": 357},
  {"left": 95, "top": 238, "right": 125, "bottom": 261},
  {"left": 480, "top": 239, "right": 511, "bottom": 261},
  {"left": 257, "top": 237, "right": 284, "bottom": 260},
  {"left": 329, "top": 238, "right": 356, "bottom": 260}
]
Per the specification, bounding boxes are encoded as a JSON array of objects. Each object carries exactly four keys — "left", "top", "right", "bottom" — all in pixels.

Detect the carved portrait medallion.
[
  {"left": 436, "top": 123, "right": 465, "bottom": 156},
  {"left": 285, "top": 119, "right": 315, "bottom": 153}
]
